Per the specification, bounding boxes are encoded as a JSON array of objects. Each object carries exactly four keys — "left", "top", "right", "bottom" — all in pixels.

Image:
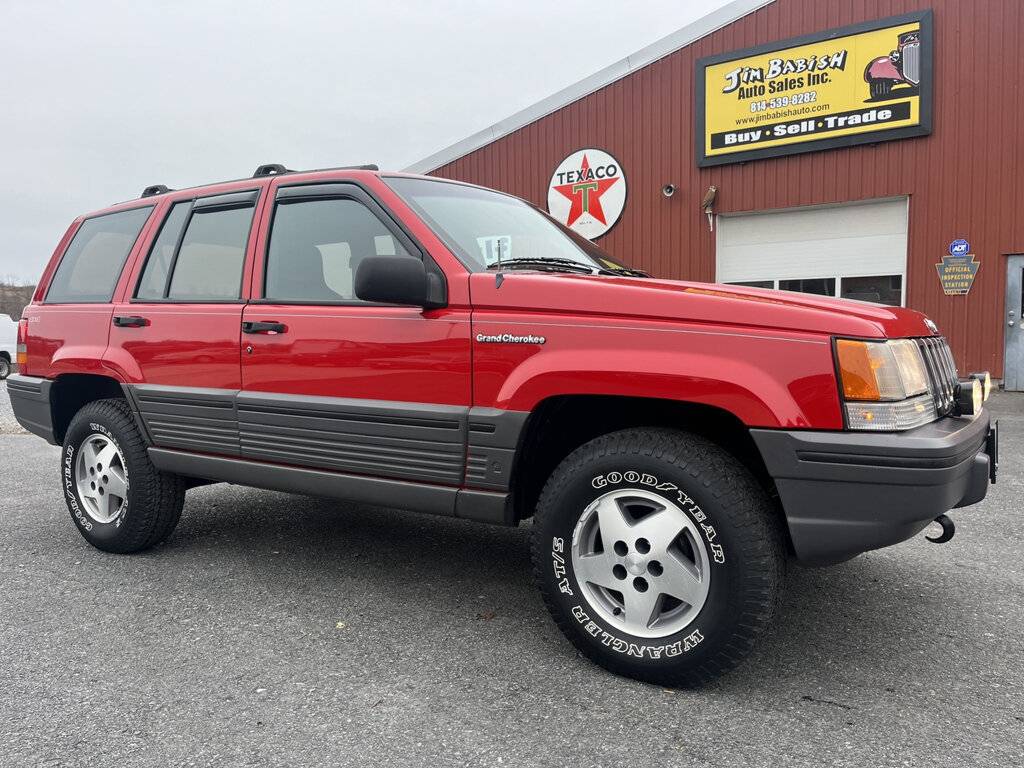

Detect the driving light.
[
  {"left": 956, "top": 378, "right": 983, "bottom": 416},
  {"left": 970, "top": 371, "right": 991, "bottom": 401}
]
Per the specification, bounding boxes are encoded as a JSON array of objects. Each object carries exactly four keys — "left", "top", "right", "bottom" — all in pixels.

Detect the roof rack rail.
[
  {"left": 305, "top": 163, "right": 379, "bottom": 172},
  {"left": 141, "top": 184, "right": 172, "bottom": 198},
  {"left": 252, "top": 163, "right": 293, "bottom": 178}
]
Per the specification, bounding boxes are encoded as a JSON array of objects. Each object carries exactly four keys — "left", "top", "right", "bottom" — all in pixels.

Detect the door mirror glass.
[{"left": 354, "top": 256, "right": 441, "bottom": 308}]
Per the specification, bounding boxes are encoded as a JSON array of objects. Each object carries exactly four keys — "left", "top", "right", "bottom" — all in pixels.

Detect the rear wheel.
[
  {"left": 61, "top": 398, "right": 185, "bottom": 553},
  {"left": 531, "top": 427, "right": 785, "bottom": 687},
  {"left": 0, "top": 356, "right": 11, "bottom": 380}
]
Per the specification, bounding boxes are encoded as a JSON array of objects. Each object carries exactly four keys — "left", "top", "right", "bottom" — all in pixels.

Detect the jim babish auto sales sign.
[{"left": 696, "top": 11, "right": 933, "bottom": 166}]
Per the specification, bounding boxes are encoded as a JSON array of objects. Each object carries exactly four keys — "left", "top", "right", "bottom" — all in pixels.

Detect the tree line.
[{"left": 1, "top": 280, "right": 35, "bottom": 322}]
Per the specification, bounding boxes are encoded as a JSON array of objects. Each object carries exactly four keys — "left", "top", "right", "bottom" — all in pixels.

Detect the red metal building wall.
[{"left": 431, "top": 0, "right": 1024, "bottom": 376}]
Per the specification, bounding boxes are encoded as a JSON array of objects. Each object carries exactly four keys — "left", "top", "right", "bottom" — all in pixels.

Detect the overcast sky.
[{"left": 0, "top": 0, "right": 731, "bottom": 283}]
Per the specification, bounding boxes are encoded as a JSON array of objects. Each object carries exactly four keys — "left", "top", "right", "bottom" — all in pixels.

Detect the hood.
[{"left": 468, "top": 272, "right": 937, "bottom": 339}]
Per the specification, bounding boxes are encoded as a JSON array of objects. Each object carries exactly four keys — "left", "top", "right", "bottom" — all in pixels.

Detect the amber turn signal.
[{"left": 835, "top": 339, "right": 881, "bottom": 401}]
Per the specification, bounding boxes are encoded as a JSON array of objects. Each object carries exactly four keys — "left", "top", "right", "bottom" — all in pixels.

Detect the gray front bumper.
[{"left": 752, "top": 411, "right": 995, "bottom": 566}]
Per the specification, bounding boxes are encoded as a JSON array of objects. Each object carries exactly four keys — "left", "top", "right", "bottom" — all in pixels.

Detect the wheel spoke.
[
  {"left": 81, "top": 440, "right": 100, "bottom": 468},
  {"left": 622, "top": 586, "right": 661, "bottom": 630},
  {"left": 658, "top": 550, "right": 706, "bottom": 607},
  {"left": 633, "top": 507, "right": 686, "bottom": 554},
  {"left": 594, "top": 495, "right": 632, "bottom": 544},
  {"left": 105, "top": 466, "right": 128, "bottom": 500},
  {"left": 574, "top": 552, "right": 619, "bottom": 590},
  {"left": 100, "top": 490, "right": 116, "bottom": 522},
  {"left": 95, "top": 442, "right": 118, "bottom": 472}
]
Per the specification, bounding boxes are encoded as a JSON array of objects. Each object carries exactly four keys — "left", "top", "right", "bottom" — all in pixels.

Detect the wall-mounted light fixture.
[{"left": 662, "top": 183, "right": 676, "bottom": 198}]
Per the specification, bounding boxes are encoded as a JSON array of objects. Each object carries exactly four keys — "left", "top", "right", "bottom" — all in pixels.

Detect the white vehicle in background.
[{"left": 0, "top": 315, "right": 16, "bottom": 379}]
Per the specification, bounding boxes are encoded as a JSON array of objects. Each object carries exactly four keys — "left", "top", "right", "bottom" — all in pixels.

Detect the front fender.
[{"left": 472, "top": 323, "right": 844, "bottom": 429}]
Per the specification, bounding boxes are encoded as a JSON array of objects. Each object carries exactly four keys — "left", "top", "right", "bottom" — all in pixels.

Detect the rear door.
[
  {"left": 238, "top": 181, "right": 472, "bottom": 485},
  {"left": 105, "top": 187, "right": 266, "bottom": 456}
]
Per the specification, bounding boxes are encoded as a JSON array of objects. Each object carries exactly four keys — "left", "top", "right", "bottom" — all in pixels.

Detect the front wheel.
[
  {"left": 0, "top": 357, "right": 11, "bottom": 380},
  {"left": 62, "top": 398, "right": 185, "bottom": 553},
  {"left": 531, "top": 428, "right": 785, "bottom": 687}
]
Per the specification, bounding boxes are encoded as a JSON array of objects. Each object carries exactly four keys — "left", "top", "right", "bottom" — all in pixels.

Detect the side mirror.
[{"left": 354, "top": 256, "right": 444, "bottom": 308}]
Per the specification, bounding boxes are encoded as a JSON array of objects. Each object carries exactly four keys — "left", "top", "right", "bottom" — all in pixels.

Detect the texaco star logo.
[{"left": 547, "top": 148, "right": 626, "bottom": 240}]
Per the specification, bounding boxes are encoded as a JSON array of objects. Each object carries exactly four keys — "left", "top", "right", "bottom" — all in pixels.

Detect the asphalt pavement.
[{"left": 1, "top": 380, "right": 1022, "bottom": 767}]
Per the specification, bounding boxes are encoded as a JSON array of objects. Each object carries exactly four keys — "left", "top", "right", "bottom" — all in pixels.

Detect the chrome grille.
[
  {"left": 902, "top": 42, "right": 921, "bottom": 84},
  {"left": 916, "top": 336, "right": 957, "bottom": 415}
]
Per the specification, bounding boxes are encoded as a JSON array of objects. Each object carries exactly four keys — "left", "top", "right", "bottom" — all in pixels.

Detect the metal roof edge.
[{"left": 404, "top": 0, "right": 775, "bottom": 173}]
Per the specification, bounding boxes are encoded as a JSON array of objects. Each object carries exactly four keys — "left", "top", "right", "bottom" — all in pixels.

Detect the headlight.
[{"left": 835, "top": 338, "right": 936, "bottom": 431}]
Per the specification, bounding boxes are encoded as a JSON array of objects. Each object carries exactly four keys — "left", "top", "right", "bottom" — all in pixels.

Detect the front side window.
[
  {"left": 46, "top": 207, "right": 153, "bottom": 303},
  {"left": 265, "top": 197, "right": 410, "bottom": 303},
  {"left": 385, "top": 176, "right": 632, "bottom": 274},
  {"left": 166, "top": 205, "right": 255, "bottom": 301}
]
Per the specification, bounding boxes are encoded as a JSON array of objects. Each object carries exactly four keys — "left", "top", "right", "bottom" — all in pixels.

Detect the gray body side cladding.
[
  {"left": 148, "top": 448, "right": 513, "bottom": 525},
  {"left": 6, "top": 374, "right": 56, "bottom": 444},
  {"left": 125, "top": 385, "right": 527, "bottom": 525}
]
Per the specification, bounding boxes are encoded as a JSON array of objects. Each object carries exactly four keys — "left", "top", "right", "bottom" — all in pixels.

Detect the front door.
[
  {"left": 239, "top": 182, "right": 472, "bottom": 486},
  {"left": 1005, "top": 255, "right": 1024, "bottom": 391}
]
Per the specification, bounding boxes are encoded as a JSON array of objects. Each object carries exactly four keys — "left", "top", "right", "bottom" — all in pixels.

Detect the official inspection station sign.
[
  {"left": 936, "top": 239, "right": 980, "bottom": 296},
  {"left": 696, "top": 11, "right": 933, "bottom": 166}
]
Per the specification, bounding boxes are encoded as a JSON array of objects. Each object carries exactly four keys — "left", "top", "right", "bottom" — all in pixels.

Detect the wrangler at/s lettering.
[{"left": 10, "top": 164, "right": 997, "bottom": 687}]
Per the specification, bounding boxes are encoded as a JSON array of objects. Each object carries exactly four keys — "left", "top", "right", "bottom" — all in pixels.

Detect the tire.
[
  {"left": 61, "top": 398, "right": 185, "bottom": 553},
  {"left": 0, "top": 357, "right": 11, "bottom": 380},
  {"left": 531, "top": 428, "right": 785, "bottom": 687},
  {"left": 870, "top": 80, "right": 893, "bottom": 99}
]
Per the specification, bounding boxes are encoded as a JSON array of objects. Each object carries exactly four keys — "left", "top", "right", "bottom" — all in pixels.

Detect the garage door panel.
[
  {"left": 716, "top": 198, "right": 908, "bottom": 296},
  {"left": 717, "top": 234, "right": 907, "bottom": 282}
]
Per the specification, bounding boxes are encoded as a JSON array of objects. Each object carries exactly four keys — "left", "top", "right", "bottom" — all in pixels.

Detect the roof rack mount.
[
  {"left": 140, "top": 184, "right": 172, "bottom": 198},
  {"left": 252, "top": 163, "right": 293, "bottom": 178}
]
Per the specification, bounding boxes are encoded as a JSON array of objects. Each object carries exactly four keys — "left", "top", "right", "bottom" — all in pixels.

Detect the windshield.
[{"left": 385, "top": 176, "right": 633, "bottom": 273}]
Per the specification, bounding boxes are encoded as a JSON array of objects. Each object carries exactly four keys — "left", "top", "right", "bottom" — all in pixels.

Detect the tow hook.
[{"left": 926, "top": 514, "right": 956, "bottom": 544}]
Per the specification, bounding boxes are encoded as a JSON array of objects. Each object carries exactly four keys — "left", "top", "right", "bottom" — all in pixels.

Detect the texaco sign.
[{"left": 547, "top": 149, "right": 626, "bottom": 240}]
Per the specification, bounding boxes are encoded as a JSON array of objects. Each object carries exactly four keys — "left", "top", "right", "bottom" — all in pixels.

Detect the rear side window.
[
  {"left": 135, "top": 202, "right": 190, "bottom": 300},
  {"left": 45, "top": 207, "right": 153, "bottom": 303},
  {"left": 133, "top": 194, "right": 257, "bottom": 302},
  {"left": 168, "top": 206, "right": 254, "bottom": 300},
  {"left": 265, "top": 197, "right": 409, "bottom": 303}
]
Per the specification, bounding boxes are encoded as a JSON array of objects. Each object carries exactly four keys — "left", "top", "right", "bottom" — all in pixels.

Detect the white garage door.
[{"left": 716, "top": 198, "right": 908, "bottom": 306}]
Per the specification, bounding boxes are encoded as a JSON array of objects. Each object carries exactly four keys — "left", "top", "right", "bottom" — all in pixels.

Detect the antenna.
[{"left": 494, "top": 237, "right": 505, "bottom": 288}]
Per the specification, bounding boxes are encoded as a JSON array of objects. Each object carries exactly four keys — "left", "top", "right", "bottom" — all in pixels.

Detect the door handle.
[
  {"left": 113, "top": 315, "right": 148, "bottom": 328},
  {"left": 242, "top": 320, "right": 287, "bottom": 334}
]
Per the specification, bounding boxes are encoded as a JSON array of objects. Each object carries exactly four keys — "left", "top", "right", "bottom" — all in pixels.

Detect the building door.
[
  {"left": 716, "top": 198, "right": 908, "bottom": 306},
  {"left": 1004, "top": 255, "right": 1024, "bottom": 391}
]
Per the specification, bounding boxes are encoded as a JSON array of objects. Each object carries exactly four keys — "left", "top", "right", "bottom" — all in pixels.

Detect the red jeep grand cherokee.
[{"left": 8, "top": 164, "right": 998, "bottom": 686}]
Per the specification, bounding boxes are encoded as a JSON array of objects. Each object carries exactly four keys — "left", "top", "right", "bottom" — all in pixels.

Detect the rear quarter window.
[{"left": 45, "top": 207, "right": 153, "bottom": 303}]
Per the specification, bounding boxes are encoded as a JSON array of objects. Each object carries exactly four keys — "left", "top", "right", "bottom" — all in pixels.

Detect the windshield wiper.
[
  {"left": 597, "top": 266, "right": 650, "bottom": 278},
  {"left": 486, "top": 257, "right": 597, "bottom": 274}
]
